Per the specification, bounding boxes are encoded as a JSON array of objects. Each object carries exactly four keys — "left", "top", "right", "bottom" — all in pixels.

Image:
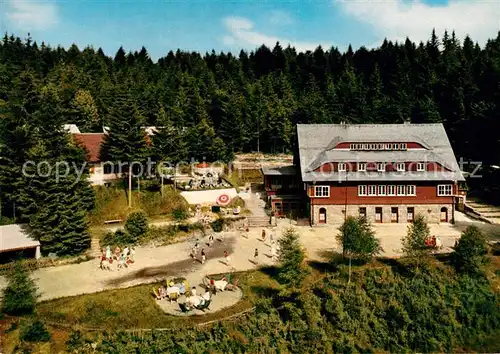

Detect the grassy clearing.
[
  {"left": 35, "top": 270, "right": 279, "bottom": 331},
  {"left": 88, "top": 185, "right": 188, "bottom": 226}
]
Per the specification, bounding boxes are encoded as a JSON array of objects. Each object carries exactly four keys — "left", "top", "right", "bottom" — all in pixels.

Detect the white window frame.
[
  {"left": 387, "top": 185, "right": 396, "bottom": 196},
  {"left": 437, "top": 184, "right": 453, "bottom": 196},
  {"left": 358, "top": 185, "right": 367, "bottom": 196},
  {"left": 406, "top": 185, "right": 416, "bottom": 196},
  {"left": 395, "top": 143, "right": 400, "bottom": 150},
  {"left": 417, "top": 162, "right": 425, "bottom": 171},
  {"left": 357, "top": 162, "right": 366, "bottom": 172},
  {"left": 314, "top": 185, "right": 330, "bottom": 198},
  {"left": 401, "top": 143, "right": 407, "bottom": 150},
  {"left": 396, "top": 163, "right": 405, "bottom": 172},
  {"left": 368, "top": 185, "right": 377, "bottom": 196},
  {"left": 397, "top": 185, "right": 406, "bottom": 196},
  {"left": 378, "top": 185, "right": 386, "bottom": 196},
  {"left": 338, "top": 162, "right": 346, "bottom": 172},
  {"left": 377, "top": 163, "right": 386, "bottom": 172}
]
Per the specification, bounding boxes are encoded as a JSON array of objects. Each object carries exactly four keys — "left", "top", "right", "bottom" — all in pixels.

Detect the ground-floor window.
[
  {"left": 359, "top": 207, "right": 366, "bottom": 219},
  {"left": 440, "top": 207, "right": 448, "bottom": 222}
]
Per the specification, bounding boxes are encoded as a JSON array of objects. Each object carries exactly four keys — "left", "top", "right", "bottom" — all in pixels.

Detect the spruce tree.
[{"left": 100, "top": 86, "right": 148, "bottom": 208}]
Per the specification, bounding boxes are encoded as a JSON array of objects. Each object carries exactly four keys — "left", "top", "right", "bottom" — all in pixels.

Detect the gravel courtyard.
[{"left": 0, "top": 215, "right": 472, "bottom": 302}]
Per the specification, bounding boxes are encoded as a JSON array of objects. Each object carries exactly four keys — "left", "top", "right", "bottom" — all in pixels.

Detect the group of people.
[
  {"left": 190, "top": 239, "right": 208, "bottom": 264},
  {"left": 155, "top": 280, "right": 187, "bottom": 300},
  {"left": 424, "top": 235, "right": 443, "bottom": 249},
  {"left": 100, "top": 245, "right": 136, "bottom": 270}
]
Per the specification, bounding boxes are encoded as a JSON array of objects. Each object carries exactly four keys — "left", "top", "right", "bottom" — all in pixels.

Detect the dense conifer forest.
[{"left": 1, "top": 30, "right": 500, "bottom": 253}]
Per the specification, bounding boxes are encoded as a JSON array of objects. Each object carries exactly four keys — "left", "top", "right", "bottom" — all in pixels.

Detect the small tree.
[
  {"left": 402, "top": 214, "right": 431, "bottom": 264},
  {"left": 452, "top": 226, "right": 489, "bottom": 275},
  {"left": 19, "top": 318, "right": 51, "bottom": 342},
  {"left": 125, "top": 211, "right": 148, "bottom": 240},
  {"left": 277, "top": 227, "right": 309, "bottom": 288},
  {"left": 1, "top": 263, "right": 39, "bottom": 315},
  {"left": 336, "top": 216, "right": 381, "bottom": 262}
]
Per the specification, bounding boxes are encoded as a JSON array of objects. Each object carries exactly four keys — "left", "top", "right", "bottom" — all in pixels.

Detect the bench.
[{"left": 104, "top": 219, "right": 122, "bottom": 225}]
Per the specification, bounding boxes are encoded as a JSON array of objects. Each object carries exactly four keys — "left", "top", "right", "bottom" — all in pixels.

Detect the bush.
[
  {"left": 452, "top": 226, "right": 489, "bottom": 275},
  {"left": 1, "top": 262, "right": 39, "bottom": 315},
  {"left": 336, "top": 216, "right": 382, "bottom": 262},
  {"left": 125, "top": 211, "right": 148, "bottom": 240},
  {"left": 19, "top": 318, "right": 51, "bottom": 342},
  {"left": 211, "top": 218, "right": 225, "bottom": 232},
  {"left": 227, "top": 196, "right": 245, "bottom": 208},
  {"left": 102, "top": 229, "right": 133, "bottom": 246},
  {"left": 172, "top": 207, "right": 188, "bottom": 221}
]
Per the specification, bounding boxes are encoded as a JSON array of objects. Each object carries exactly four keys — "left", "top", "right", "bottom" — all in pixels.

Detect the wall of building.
[
  {"left": 311, "top": 203, "right": 454, "bottom": 225},
  {"left": 89, "top": 163, "right": 123, "bottom": 185},
  {"left": 308, "top": 183, "right": 456, "bottom": 205}
]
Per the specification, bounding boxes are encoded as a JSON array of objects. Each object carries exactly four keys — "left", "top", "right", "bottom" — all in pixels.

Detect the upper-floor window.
[
  {"left": 437, "top": 184, "right": 453, "bottom": 196},
  {"left": 314, "top": 185, "right": 330, "bottom": 197},
  {"left": 377, "top": 163, "right": 386, "bottom": 172},
  {"left": 368, "top": 185, "right": 377, "bottom": 196},
  {"left": 358, "top": 185, "right": 367, "bottom": 196},
  {"left": 397, "top": 185, "right": 406, "bottom": 195},
  {"left": 349, "top": 143, "right": 409, "bottom": 151},
  {"left": 407, "top": 185, "right": 416, "bottom": 196},
  {"left": 378, "top": 185, "right": 386, "bottom": 195},
  {"left": 357, "top": 162, "right": 366, "bottom": 171},
  {"left": 387, "top": 185, "right": 396, "bottom": 196},
  {"left": 417, "top": 162, "right": 426, "bottom": 171},
  {"left": 338, "top": 162, "right": 346, "bottom": 172},
  {"left": 396, "top": 163, "right": 405, "bottom": 172}
]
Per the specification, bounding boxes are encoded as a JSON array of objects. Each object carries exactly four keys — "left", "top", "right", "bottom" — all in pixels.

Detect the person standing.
[
  {"left": 129, "top": 246, "right": 136, "bottom": 263},
  {"left": 270, "top": 232, "right": 274, "bottom": 244},
  {"left": 224, "top": 250, "right": 231, "bottom": 266},
  {"left": 261, "top": 229, "right": 266, "bottom": 242},
  {"left": 201, "top": 248, "right": 206, "bottom": 264},
  {"left": 208, "top": 233, "right": 214, "bottom": 247},
  {"left": 254, "top": 248, "right": 259, "bottom": 264}
]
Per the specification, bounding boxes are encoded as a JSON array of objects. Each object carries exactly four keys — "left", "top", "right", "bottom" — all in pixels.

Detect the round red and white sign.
[{"left": 217, "top": 194, "right": 231, "bottom": 206}]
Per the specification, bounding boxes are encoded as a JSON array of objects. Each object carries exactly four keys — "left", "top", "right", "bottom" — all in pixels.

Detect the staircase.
[
  {"left": 246, "top": 192, "right": 270, "bottom": 227},
  {"left": 88, "top": 238, "right": 101, "bottom": 259}
]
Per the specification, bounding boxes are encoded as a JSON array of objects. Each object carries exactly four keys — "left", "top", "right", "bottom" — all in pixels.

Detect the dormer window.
[
  {"left": 338, "top": 162, "right": 346, "bottom": 172},
  {"left": 417, "top": 162, "right": 425, "bottom": 171},
  {"left": 377, "top": 163, "right": 386, "bottom": 172},
  {"left": 357, "top": 162, "right": 366, "bottom": 172},
  {"left": 396, "top": 163, "right": 405, "bottom": 172}
]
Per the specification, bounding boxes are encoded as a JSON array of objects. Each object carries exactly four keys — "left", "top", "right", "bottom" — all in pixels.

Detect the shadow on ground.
[{"left": 104, "top": 239, "right": 235, "bottom": 287}]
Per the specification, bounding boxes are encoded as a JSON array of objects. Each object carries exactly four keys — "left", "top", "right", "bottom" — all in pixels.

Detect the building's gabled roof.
[
  {"left": 0, "top": 224, "right": 40, "bottom": 253},
  {"left": 73, "top": 133, "right": 105, "bottom": 163},
  {"left": 297, "top": 123, "right": 465, "bottom": 182}
]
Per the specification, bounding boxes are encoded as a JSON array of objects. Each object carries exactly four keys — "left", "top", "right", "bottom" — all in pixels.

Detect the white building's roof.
[
  {"left": 0, "top": 224, "right": 40, "bottom": 253},
  {"left": 62, "top": 124, "right": 81, "bottom": 134}
]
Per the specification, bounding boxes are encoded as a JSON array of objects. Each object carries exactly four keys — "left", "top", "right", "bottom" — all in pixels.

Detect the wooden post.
[{"left": 128, "top": 164, "right": 132, "bottom": 208}]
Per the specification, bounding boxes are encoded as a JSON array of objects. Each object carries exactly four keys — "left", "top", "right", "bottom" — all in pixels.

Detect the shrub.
[
  {"left": 451, "top": 226, "right": 489, "bottom": 275},
  {"left": 172, "top": 207, "right": 188, "bottom": 221},
  {"left": 336, "top": 216, "right": 382, "bottom": 262},
  {"left": 1, "top": 262, "right": 39, "bottom": 315},
  {"left": 227, "top": 196, "right": 245, "bottom": 208},
  {"left": 211, "top": 217, "right": 225, "bottom": 232},
  {"left": 19, "top": 318, "right": 51, "bottom": 342},
  {"left": 125, "top": 211, "right": 148, "bottom": 240},
  {"left": 102, "top": 229, "right": 133, "bottom": 246}
]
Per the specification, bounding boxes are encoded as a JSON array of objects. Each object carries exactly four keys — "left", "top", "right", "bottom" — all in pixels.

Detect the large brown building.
[{"left": 263, "top": 123, "right": 466, "bottom": 225}]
